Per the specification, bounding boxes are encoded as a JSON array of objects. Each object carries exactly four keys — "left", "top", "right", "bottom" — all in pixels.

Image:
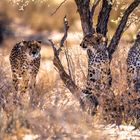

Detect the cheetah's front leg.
[
  {"left": 27, "top": 73, "right": 36, "bottom": 107},
  {"left": 16, "top": 69, "right": 30, "bottom": 107},
  {"left": 12, "top": 72, "right": 21, "bottom": 104},
  {"left": 12, "top": 72, "right": 19, "bottom": 92}
]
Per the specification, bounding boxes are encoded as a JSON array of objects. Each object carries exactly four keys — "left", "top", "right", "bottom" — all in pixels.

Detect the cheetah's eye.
[
  {"left": 36, "top": 46, "right": 40, "bottom": 49},
  {"left": 80, "top": 41, "right": 87, "bottom": 48},
  {"left": 81, "top": 43, "right": 87, "bottom": 48},
  {"left": 37, "top": 40, "right": 41, "bottom": 44}
]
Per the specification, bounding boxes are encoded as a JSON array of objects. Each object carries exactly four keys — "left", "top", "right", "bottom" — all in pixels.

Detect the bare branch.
[
  {"left": 90, "top": 0, "right": 101, "bottom": 19},
  {"left": 56, "top": 16, "right": 69, "bottom": 55},
  {"left": 49, "top": 39, "right": 80, "bottom": 98},
  {"left": 48, "top": 16, "right": 80, "bottom": 99},
  {"left": 75, "top": 0, "right": 95, "bottom": 35},
  {"left": 96, "top": 0, "right": 112, "bottom": 36},
  {"left": 60, "top": 16, "right": 69, "bottom": 47},
  {"left": 123, "top": 15, "right": 140, "bottom": 33},
  {"left": 108, "top": 0, "right": 140, "bottom": 60},
  {"left": 51, "top": 0, "right": 67, "bottom": 16}
]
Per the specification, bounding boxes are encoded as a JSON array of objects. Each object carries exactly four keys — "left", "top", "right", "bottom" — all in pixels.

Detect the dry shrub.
[
  {"left": 0, "top": 56, "right": 13, "bottom": 109},
  {"left": 0, "top": 44, "right": 106, "bottom": 139},
  {"left": 120, "top": 90, "right": 140, "bottom": 127},
  {"left": 0, "top": 39, "right": 140, "bottom": 139}
]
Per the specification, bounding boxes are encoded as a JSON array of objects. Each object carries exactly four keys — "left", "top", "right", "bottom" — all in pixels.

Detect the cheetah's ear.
[
  {"left": 19, "top": 41, "right": 27, "bottom": 46},
  {"left": 37, "top": 40, "right": 41, "bottom": 44},
  {"left": 22, "top": 41, "right": 28, "bottom": 46}
]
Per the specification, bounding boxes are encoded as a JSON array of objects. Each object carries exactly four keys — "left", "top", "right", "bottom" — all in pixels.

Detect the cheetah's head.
[
  {"left": 22, "top": 40, "right": 41, "bottom": 59},
  {"left": 80, "top": 33, "right": 107, "bottom": 50}
]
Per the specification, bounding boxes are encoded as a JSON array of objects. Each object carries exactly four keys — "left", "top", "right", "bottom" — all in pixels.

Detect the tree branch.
[
  {"left": 90, "top": 0, "right": 101, "bottom": 19},
  {"left": 123, "top": 16, "right": 140, "bottom": 33},
  {"left": 60, "top": 16, "right": 69, "bottom": 47},
  {"left": 51, "top": 0, "right": 67, "bottom": 16},
  {"left": 96, "top": 0, "right": 112, "bottom": 36},
  {"left": 48, "top": 39, "right": 81, "bottom": 98},
  {"left": 75, "top": 0, "right": 95, "bottom": 35},
  {"left": 48, "top": 16, "right": 80, "bottom": 99},
  {"left": 108, "top": 0, "right": 140, "bottom": 60}
]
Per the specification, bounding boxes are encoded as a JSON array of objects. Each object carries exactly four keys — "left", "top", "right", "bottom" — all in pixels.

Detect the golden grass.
[{"left": 0, "top": 37, "right": 140, "bottom": 139}]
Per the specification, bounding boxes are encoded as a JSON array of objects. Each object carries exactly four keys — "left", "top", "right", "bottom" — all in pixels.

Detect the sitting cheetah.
[
  {"left": 9, "top": 40, "right": 41, "bottom": 94},
  {"left": 126, "top": 32, "right": 140, "bottom": 128},
  {"left": 127, "top": 32, "right": 140, "bottom": 93},
  {"left": 80, "top": 33, "right": 112, "bottom": 93},
  {"left": 80, "top": 33, "right": 112, "bottom": 115}
]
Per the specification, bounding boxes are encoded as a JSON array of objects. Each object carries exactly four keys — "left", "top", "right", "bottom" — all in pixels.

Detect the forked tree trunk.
[{"left": 50, "top": 0, "right": 140, "bottom": 115}]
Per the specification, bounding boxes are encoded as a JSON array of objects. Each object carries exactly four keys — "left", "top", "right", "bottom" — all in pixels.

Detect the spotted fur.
[
  {"left": 80, "top": 33, "right": 112, "bottom": 94},
  {"left": 80, "top": 33, "right": 112, "bottom": 115},
  {"left": 9, "top": 40, "right": 41, "bottom": 93},
  {"left": 127, "top": 32, "right": 140, "bottom": 93}
]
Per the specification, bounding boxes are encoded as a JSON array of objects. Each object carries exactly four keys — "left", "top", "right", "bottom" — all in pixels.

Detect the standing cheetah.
[
  {"left": 9, "top": 40, "right": 41, "bottom": 94},
  {"left": 127, "top": 32, "right": 140, "bottom": 93}
]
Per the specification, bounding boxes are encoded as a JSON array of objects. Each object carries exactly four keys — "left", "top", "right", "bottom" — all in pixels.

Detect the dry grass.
[{"left": 0, "top": 37, "right": 140, "bottom": 140}]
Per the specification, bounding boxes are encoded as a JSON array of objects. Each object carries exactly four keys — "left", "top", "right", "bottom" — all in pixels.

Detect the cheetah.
[
  {"left": 9, "top": 40, "right": 41, "bottom": 94},
  {"left": 80, "top": 33, "right": 112, "bottom": 93},
  {"left": 80, "top": 33, "right": 112, "bottom": 115},
  {"left": 127, "top": 32, "right": 140, "bottom": 93},
  {"left": 126, "top": 32, "right": 140, "bottom": 128}
]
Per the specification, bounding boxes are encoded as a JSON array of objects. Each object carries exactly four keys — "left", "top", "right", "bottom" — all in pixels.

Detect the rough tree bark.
[
  {"left": 90, "top": 0, "right": 101, "bottom": 19},
  {"left": 96, "top": 0, "right": 112, "bottom": 36},
  {"left": 75, "top": 0, "right": 95, "bottom": 35}
]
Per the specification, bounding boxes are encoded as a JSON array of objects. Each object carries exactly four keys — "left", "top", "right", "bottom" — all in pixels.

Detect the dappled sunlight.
[{"left": 1, "top": 38, "right": 140, "bottom": 139}]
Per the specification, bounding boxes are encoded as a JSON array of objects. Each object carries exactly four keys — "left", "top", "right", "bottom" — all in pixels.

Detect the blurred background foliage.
[{"left": 0, "top": 0, "right": 139, "bottom": 41}]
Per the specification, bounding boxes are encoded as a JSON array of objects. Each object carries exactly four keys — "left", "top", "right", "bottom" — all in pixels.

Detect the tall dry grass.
[{"left": 0, "top": 37, "right": 140, "bottom": 140}]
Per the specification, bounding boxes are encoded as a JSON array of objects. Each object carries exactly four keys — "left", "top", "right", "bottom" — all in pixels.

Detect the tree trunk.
[
  {"left": 108, "top": 0, "right": 140, "bottom": 60},
  {"left": 96, "top": 0, "right": 112, "bottom": 36},
  {"left": 75, "top": 0, "right": 94, "bottom": 35}
]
